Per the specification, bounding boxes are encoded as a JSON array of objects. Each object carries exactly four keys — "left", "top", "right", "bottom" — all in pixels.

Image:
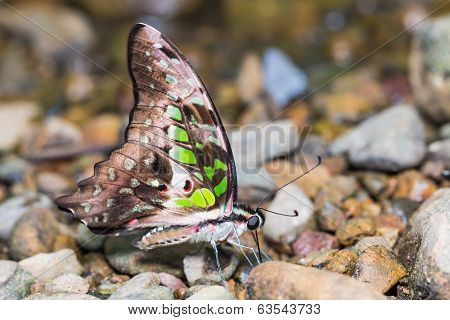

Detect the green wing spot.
[
  {"left": 201, "top": 188, "right": 216, "bottom": 207},
  {"left": 169, "top": 146, "right": 196, "bottom": 164},
  {"left": 195, "top": 142, "right": 204, "bottom": 150},
  {"left": 214, "top": 176, "right": 227, "bottom": 197},
  {"left": 214, "top": 159, "right": 227, "bottom": 171},
  {"left": 168, "top": 126, "right": 189, "bottom": 142},
  {"left": 165, "top": 74, "right": 178, "bottom": 85},
  {"left": 166, "top": 105, "right": 182, "bottom": 121},
  {"left": 204, "top": 166, "right": 215, "bottom": 181},
  {"left": 173, "top": 198, "right": 193, "bottom": 207},
  {"left": 190, "top": 189, "right": 207, "bottom": 208},
  {"left": 190, "top": 96, "right": 205, "bottom": 106},
  {"left": 194, "top": 172, "right": 204, "bottom": 181},
  {"left": 208, "top": 136, "right": 221, "bottom": 146}
]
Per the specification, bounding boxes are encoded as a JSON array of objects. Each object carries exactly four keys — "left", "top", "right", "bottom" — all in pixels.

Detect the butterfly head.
[{"left": 246, "top": 208, "right": 265, "bottom": 231}]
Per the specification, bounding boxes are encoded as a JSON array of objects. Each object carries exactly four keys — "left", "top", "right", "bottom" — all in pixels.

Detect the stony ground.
[{"left": 1, "top": 1, "right": 450, "bottom": 300}]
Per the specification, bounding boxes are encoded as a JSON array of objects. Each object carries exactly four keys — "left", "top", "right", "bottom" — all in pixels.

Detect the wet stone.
[
  {"left": 245, "top": 261, "right": 385, "bottom": 299},
  {"left": 187, "top": 285, "right": 235, "bottom": 300},
  {"left": 263, "top": 48, "right": 307, "bottom": 108},
  {"left": 292, "top": 230, "right": 339, "bottom": 257},
  {"left": 0, "top": 193, "right": 53, "bottom": 241},
  {"left": 42, "top": 273, "right": 89, "bottom": 294},
  {"left": 263, "top": 184, "right": 316, "bottom": 244},
  {"left": 9, "top": 208, "right": 76, "bottom": 261},
  {"left": 353, "top": 245, "right": 407, "bottom": 293},
  {"left": 0, "top": 260, "right": 34, "bottom": 299},
  {"left": 18, "top": 249, "right": 83, "bottom": 282},
  {"left": 336, "top": 217, "right": 376, "bottom": 246},
  {"left": 329, "top": 105, "right": 426, "bottom": 171}
]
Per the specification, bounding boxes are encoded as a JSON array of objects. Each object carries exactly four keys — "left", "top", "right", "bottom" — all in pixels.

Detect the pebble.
[
  {"left": 104, "top": 235, "right": 196, "bottom": 277},
  {"left": 292, "top": 230, "right": 339, "bottom": 257},
  {"left": 236, "top": 53, "right": 263, "bottom": 103},
  {"left": 245, "top": 261, "right": 385, "bottom": 299},
  {"left": 183, "top": 247, "right": 239, "bottom": 286},
  {"left": 440, "top": 123, "right": 450, "bottom": 139},
  {"left": 108, "top": 272, "right": 166, "bottom": 299},
  {"left": 409, "top": 15, "right": 450, "bottom": 123},
  {"left": 336, "top": 217, "right": 376, "bottom": 246},
  {"left": 18, "top": 249, "right": 83, "bottom": 282},
  {"left": 353, "top": 245, "right": 406, "bottom": 293},
  {"left": 0, "top": 102, "right": 38, "bottom": 151},
  {"left": 323, "top": 249, "right": 358, "bottom": 275},
  {"left": 9, "top": 208, "right": 76, "bottom": 261},
  {"left": 75, "top": 223, "right": 106, "bottom": 251},
  {"left": 42, "top": 273, "right": 89, "bottom": 294},
  {"left": 263, "top": 48, "right": 307, "bottom": 108},
  {"left": 25, "top": 293, "right": 98, "bottom": 300},
  {"left": 0, "top": 156, "right": 33, "bottom": 185},
  {"left": 0, "top": 260, "right": 34, "bottom": 299},
  {"left": 353, "top": 236, "right": 392, "bottom": 254},
  {"left": 315, "top": 175, "right": 358, "bottom": 231},
  {"left": 36, "top": 171, "right": 74, "bottom": 197},
  {"left": 393, "top": 170, "right": 437, "bottom": 202},
  {"left": 389, "top": 198, "right": 420, "bottom": 225},
  {"left": 82, "top": 252, "right": 115, "bottom": 290},
  {"left": 329, "top": 105, "right": 426, "bottom": 171},
  {"left": 187, "top": 285, "right": 235, "bottom": 300},
  {"left": 427, "top": 139, "right": 450, "bottom": 166},
  {"left": 158, "top": 272, "right": 186, "bottom": 293},
  {"left": 359, "top": 171, "right": 393, "bottom": 199},
  {"left": 0, "top": 239, "right": 10, "bottom": 260},
  {"left": 263, "top": 184, "right": 316, "bottom": 244},
  {"left": 395, "top": 188, "right": 450, "bottom": 299},
  {"left": 0, "top": 193, "right": 53, "bottom": 241}
]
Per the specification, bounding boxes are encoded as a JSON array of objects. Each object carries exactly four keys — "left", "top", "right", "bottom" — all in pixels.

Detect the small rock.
[
  {"left": 25, "top": 293, "right": 97, "bottom": 300},
  {"left": 183, "top": 247, "right": 239, "bottom": 286},
  {"left": 329, "top": 105, "right": 426, "bottom": 171},
  {"left": 181, "top": 285, "right": 208, "bottom": 299},
  {"left": 410, "top": 15, "right": 450, "bottom": 123},
  {"left": 245, "top": 261, "right": 385, "bottom": 299},
  {"left": 9, "top": 208, "right": 76, "bottom": 261},
  {"left": 42, "top": 273, "right": 89, "bottom": 294},
  {"left": 82, "top": 252, "right": 114, "bottom": 290},
  {"left": 323, "top": 249, "right": 358, "bottom": 275},
  {"left": 36, "top": 171, "right": 74, "bottom": 197},
  {"left": 427, "top": 139, "right": 450, "bottom": 166},
  {"left": 393, "top": 170, "right": 437, "bottom": 202},
  {"left": 82, "top": 114, "right": 122, "bottom": 148},
  {"left": 375, "top": 214, "right": 405, "bottom": 233},
  {"left": 263, "top": 48, "right": 307, "bottom": 108},
  {"left": 0, "top": 260, "right": 34, "bottom": 299},
  {"left": 108, "top": 272, "right": 164, "bottom": 299},
  {"left": 395, "top": 188, "right": 450, "bottom": 299},
  {"left": 263, "top": 184, "right": 316, "bottom": 244},
  {"left": 440, "top": 123, "right": 450, "bottom": 139},
  {"left": 359, "top": 171, "right": 393, "bottom": 199},
  {"left": 158, "top": 272, "right": 186, "bottom": 293},
  {"left": 315, "top": 175, "right": 358, "bottom": 231},
  {"left": 75, "top": 224, "right": 106, "bottom": 251},
  {"left": 19, "top": 249, "right": 83, "bottom": 282},
  {"left": 0, "top": 101, "right": 38, "bottom": 151},
  {"left": 0, "top": 193, "right": 52, "bottom": 240},
  {"left": 0, "top": 239, "right": 10, "bottom": 260},
  {"left": 336, "top": 217, "right": 376, "bottom": 246},
  {"left": 353, "top": 236, "right": 392, "bottom": 254},
  {"left": 389, "top": 198, "right": 421, "bottom": 225},
  {"left": 292, "top": 231, "right": 339, "bottom": 257},
  {"left": 353, "top": 245, "right": 406, "bottom": 293},
  {"left": 236, "top": 53, "right": 263, "bottom": 103},
  {"left": 188, "top": 285, "right": 235, "bottom": 300},
  {"left": 0, "top": 156, "right": 33, "bottom": 184},
  {"left": 297, "top": 249, "right": 338, "bottom": 267}
]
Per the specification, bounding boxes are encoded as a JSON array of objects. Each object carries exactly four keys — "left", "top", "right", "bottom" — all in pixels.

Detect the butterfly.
[{"left": 56, "top": 23, "right": 270, "bottom": 273}]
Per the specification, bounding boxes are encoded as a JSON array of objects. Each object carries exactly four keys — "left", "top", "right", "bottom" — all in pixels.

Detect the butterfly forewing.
[{"left": 56, "top": 23, "right": 237, "bottom": 235}]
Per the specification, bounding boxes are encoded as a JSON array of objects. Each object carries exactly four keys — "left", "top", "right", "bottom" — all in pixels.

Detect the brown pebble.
[
  {"left": 353, "top": 245, "right": 407, "bottom": 293},
  {"left": 336, "top": 217, "right": 376, "bottom": 246},
  {"left": 323, "top": 249, "right": 358, "bottom": 275},
  {"left": 292, "top": 230, "right": 339, "bottom": 257}
]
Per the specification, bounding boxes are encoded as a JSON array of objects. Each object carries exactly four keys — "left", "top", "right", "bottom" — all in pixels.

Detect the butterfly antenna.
[
  {"left": 256, "top": 155, "right": 322, "bottom": 210},
  {"left": 259, "top": 208, "right": 299, "bottom": 217}
]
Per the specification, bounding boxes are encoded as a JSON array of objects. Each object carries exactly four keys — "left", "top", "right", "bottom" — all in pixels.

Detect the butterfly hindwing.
[{"left": 56, "top": 23, "right": 237, "bottom": 235}]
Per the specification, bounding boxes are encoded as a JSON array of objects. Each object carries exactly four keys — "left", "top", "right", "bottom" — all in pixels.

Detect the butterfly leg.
[
  {"left": 227, "top": 238, "right": 261, "bottom": 265},
  {"left": 210, "top": 239, "right": 225, "bottom": 283}
]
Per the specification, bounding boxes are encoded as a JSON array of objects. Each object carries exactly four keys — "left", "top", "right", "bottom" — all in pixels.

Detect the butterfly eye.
[
  {"left": 247, "top": 215, "right": 260, "bottom": 230},
  {"left": 182, "top": 180, "right": 193, "bottom": 193}
]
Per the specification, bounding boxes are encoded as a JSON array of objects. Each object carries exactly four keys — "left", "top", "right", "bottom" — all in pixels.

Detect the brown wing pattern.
[{"left": 55, "top": 23, "right": 237, "bottom": 234}]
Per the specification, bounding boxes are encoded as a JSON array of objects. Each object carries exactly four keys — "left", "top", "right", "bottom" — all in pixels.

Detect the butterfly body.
[{"left": 56, "top": 24, "right": 265, "bottom": 254}]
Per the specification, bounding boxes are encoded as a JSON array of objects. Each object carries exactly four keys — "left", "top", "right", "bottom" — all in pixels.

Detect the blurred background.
[{"left": 1, "top": 0, "right": 450, "bottom": 300}]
